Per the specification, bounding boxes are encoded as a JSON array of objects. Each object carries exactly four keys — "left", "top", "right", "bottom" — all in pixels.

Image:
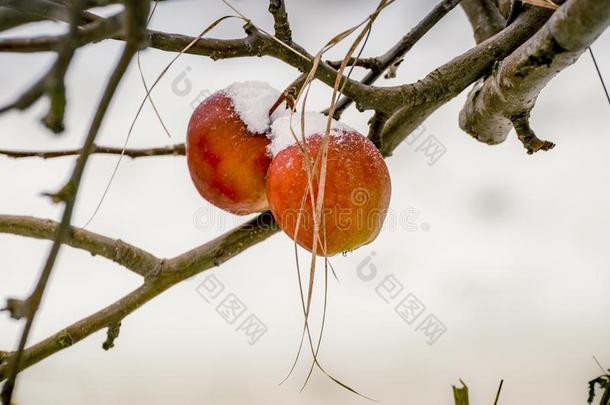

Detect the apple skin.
[
  {"left": 186, "top": 92, "right": 271, "bottom": 215},
  {"left": 266, "top": 131, "right": 391, "bottom": 256}
]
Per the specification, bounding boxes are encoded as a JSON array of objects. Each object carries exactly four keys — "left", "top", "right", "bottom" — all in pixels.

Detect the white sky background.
[{"left": 1, "top": 0, "right": 609, "bottom": 404}]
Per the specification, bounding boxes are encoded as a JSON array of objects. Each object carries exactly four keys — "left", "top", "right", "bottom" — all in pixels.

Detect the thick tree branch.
[
  {"left": 378, "top": 5, "right": 553, "bottom": 156},
  {"left": 0, "top": 143, "right": 185, "bottom": 159},
  {"left": 458, "top": 0, "right": 610, "bottom": 152}
]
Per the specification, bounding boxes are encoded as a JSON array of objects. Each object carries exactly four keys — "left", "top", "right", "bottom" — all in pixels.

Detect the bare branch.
[
  {"left": 102, "top": 321, "right": 121, "bottom": 350},
  {"left": 512, "top": 112, "right": 555, "bottom": 153},
  {"left": 0, "top": 0, "right": 127, "bottom": 29},
  {"left": 0, "top": 212, "right": 278, "bottom": 382},
  {"left": 0, "top": 282, "right": 162, "bottom": 383},
  {"left": 0, "top": 11, "right": 124, "bottom": 133},
  {"left": 458, "top": 0, "right": 610, "bottom": 151},
  {"left": 40, "top": 1, "right": 83, "bottom": 133},
  {"left": 0, "top": 143, "right": 185, "bottom": 159},
  {"left": 0, "top": 0, "right": 149, "bottom": 402},
  {"left": 367, "top": 111, "right": 389, "bottom": 149},
  {"left": 268, "top": 0, "right": 291, "bottom": 42},
  {"left": 1, "top": 0, "right": 77, "bottom": 24},
  {"left": 0, "top": 7, "right": 44, "bottom": 31},
  {"left": 497, "top": 0, "right": 512, "bottom": 18},
  {"left": 326, "top": 57, "right": 382, "bottom": 71},
  {"left": 493, "top": 379, "right": 504, "bottom": 405},
  {"left": 0, "top": 12, "right": 122, "bottom": 53},
  {"left": 379, "top": 5, "right": 553, "bottom": 156},
  {"left": 0, "top": 18, "right": 408, "bottom": 114},
  {"left": 329, "top": 0, "right": 464, "bottom": 118},
  {"left": 0, "top": 215, "right": 159, "bottom": 277},
  {"left": 461, "top": 0, "right": 505, "bottom": 44},
  {"left": 0, "top": 0, "right": 541, "bottom": 121}
]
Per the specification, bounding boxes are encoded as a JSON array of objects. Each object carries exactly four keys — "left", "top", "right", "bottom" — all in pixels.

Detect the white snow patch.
[
  {"left": 221, "top": 81, "right": 289, "bottom": 134},
  {"left": 268, "top": 112, "right": 357, "bottom": 156}
]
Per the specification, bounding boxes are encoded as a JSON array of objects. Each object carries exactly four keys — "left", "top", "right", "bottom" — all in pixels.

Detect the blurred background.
[{"left": 1, "top": 1, "right": 609, "bottom": 404}]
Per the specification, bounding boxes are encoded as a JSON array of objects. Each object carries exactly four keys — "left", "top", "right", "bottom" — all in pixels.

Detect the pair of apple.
[{"left": 186, "top": 82, "right": 391, "bottom": 256}]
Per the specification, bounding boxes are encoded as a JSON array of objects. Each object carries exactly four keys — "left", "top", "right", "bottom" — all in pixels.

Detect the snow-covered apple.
[
  {"left": 266, "top": 113, "right": 391, "bottom": 256},
  {"left": 186, "top": 81, "right": 287, "bottom": 214}
]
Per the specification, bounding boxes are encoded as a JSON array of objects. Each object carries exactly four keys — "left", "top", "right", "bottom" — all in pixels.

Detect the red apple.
[
  {"left": 266, "top": 114, "right": 391, "bottom": 255},
  {"left": 186, "top": 82, "right": 285, "bottom": 214}
]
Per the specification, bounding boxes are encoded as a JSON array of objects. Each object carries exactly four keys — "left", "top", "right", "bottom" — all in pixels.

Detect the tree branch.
[
  {"left": 378, "top": 5, "right": 553, "bottom": 156},
  {"left": 326, "top": 57, "right": 382, "bottom": 71},
  {"left": 0, "top": 4, "right": 460, "bottom": 115},
  {"left": 0, "top": 143, "right": 185, "bottom": 159},
  {"left": 329, "top": 0, "right": 464, "bottom": 118},
  {"left": 0, "top": 0, "right": 77, "bottom": 25},
  {"left": 0, "top": 1, "right": 149, "bottom": 402},
  {"left": 0, "top": 11, "right": 122, "bottom": 53},
  {"left": 268, "top": 0, "right": 291, "bottom": 42},
  {"left": 0, "top": 212, "right": 278, "bottom": 382},
  {"left": 458, "top": 0, "right": 610, "bottom": 152},
  {"left": 0, "top": 11, "right": 124, "bottom": 133},
  {"left": 0, "top": 0, "right": 550, "bottom": 122},
  {"left": 146, "top": 25, "right": 396, "bottom": 113},
  {"left": 461, "top": 0, "right": 505, "bottom": 44},
  {"left": 0, "top": 7, "right": 44, "bottom": 31},
  {"left": 512, "top": 112, "right": 555, "bottom": 153},
  {"left": 0, "top": 215, "right": 159, "bottom": 277}
]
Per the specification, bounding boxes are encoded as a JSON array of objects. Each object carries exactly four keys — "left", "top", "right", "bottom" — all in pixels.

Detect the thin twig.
[
  {"left": 512, "top": 113, "right": 555, "bottom": 154},
  {"left": 0, "top": 143, "right": 185, "bottom": 159},
  {"left": 326, "top": 57, "right": 382, "bottom": 71},
  {"left": 493, "top": 379, "right": 504, "bottom": 405},
  {"left": 0, "top": 12, "right": 124, "bottom": 129},
  {"left": 268, "top": 0, "right": 292, "bottom": 42},
  {"left": 589, "top": 47, "right": 610, "bottom": 107}
]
